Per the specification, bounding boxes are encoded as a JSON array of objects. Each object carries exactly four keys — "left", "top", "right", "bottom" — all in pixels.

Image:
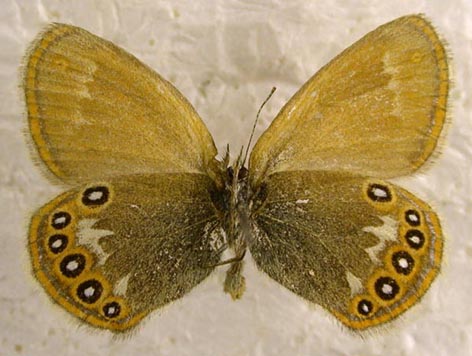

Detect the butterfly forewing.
[
  {"left": 23, "top": 24, "right": 220, "bottom": 185},
  {"left": 249, "top": 15, "right": 448, "bottom": 189},
  {"left": 249, "top": 171, "right": 442, "bottom": 330}
]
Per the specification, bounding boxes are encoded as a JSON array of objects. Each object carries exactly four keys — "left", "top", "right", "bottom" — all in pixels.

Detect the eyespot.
[
  {"left": 374, "top": 276, "right": 400, "bottom": 301},
  {"left": 59, "top": 253, "right": 86, "bottom": 278},
  {"left": 357, "top": 299, "right": 374, "bottom": 316},
  {"left": 102, "top": 301, "right": 121, "bottom": 319},
  {"left": 405, "top": 209, "right": 421, "bottom": 226},
  {"left": 76, "top": 279, "right": 104, "bottom": 304},
  {"left": 48, "top": 234, "right": 68, "bottom": 254},
  {"left": 405, "top": 229, "right": 425, "bottom": 249},
  {"left": 51, "top": 211, "right": 71, "bottom": 229},
  {"left": 366, "top": 183, "right": 392, "bottom": 202},
  {"left": 99, "top": 296, "right": 129, "bottom": 321},
  {"left": 392, "top": 250, "right": 415, "bottom": 276},
  {"left": 350, "top": 295, "right": 377, "bottom": 319},
  {"left": 81, "top": 186, "right": 109, "bottom": 206}
]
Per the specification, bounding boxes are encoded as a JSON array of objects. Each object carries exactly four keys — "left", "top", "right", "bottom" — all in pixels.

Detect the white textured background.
[{"left": 1, "top": 1, "right": 471, "bottom": 355}]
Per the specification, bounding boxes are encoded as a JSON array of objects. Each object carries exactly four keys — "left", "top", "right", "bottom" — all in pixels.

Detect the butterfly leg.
[{"left": 209, "top": 249, "right": 246, "bottom": 267}]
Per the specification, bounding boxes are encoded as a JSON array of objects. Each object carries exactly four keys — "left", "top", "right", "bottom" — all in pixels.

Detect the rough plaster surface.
[{"left": 1, "top": 1, "right": 471, "bottom": 355}]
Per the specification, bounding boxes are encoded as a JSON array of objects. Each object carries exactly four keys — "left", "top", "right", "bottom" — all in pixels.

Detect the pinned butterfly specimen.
[{"left": 23, "top": 15, "right": 448, "bottom": 332}]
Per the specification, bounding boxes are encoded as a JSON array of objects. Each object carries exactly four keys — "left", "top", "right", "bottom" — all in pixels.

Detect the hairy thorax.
[{"left": 210, "top": 157, "right": 257, "bottom": 300}]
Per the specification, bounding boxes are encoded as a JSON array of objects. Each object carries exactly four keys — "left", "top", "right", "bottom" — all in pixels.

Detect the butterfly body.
[{"left": 23, "top": 15, "right": 448, "bottom": 332}]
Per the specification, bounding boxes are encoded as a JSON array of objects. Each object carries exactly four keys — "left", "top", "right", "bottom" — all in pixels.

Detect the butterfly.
[{"left": 23, "top": 15, "right": 448, "bottom": 332}]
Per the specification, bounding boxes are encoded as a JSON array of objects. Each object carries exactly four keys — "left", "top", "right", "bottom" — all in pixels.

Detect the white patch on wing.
[
  {"left": 114, "top": 273, "right": 131, "bottom": 296},
  {"left": 383, "top": 52, "right": 405, "bottom": 118},
  {"left": 77, "top": 219, "right": 113, "bottom": 265},
  {"left": 346, "top": 271, "right": 363, "bottom": 296},
  {"left": 295, "top": 199, "right": 310, "bottom": 213},
  {"left": 207, "top": 225, "right": 226, "bottom": 252},
  {"left": 252, "top": 223, "right": 272, "bottom": 247},
  {"left": 74, "top": 61, "right": 97, "bottom": 99},
  {"left": 363, "top": 216, "right": 398, "bottom": 264}
]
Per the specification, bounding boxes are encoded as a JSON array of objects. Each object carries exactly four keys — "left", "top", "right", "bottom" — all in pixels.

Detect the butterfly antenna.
[{"left": 242, "top": 87, "right": 276, "bottom": 166}]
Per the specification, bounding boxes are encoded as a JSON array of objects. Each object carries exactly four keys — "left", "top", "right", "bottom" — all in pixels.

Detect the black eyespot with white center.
[
  {"left": 374, "top": 276, "right": 400, "bottom": 301},
  {"left": 405, "top": 229, "right": 425, "bottom": 249},
  {"left": 103, "top": 301, "right": 121, "bottom": 318},
  {"left": 367, "top": 183, "right": 392, "bottom": 202},
  {"left": 51, "top": 212, "right": 71, "bottom": 229},
  {"left": 76, "top": 279, "right": 103, "bottom": 304},
  {"left": 48, "top": 234, "right": 68, "bottom": 254},
  {"left": 405, "top": 209, "right": 421, "bottom": 226},
  {"left": 392, "top": 250, "right": 415, "bottom": 275},
  {"left": 82, "top": 186, "right": 109, "bottom": 206},
  {"left": 357, "top": 299, "right": 374, "bottom": 316},
  {"left": 59, "top": 254, "right": 86, "bottom": 278}
]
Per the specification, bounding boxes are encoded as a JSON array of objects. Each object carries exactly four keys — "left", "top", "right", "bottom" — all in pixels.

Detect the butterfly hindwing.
[
  {"left": 249, "top": 15, "right": 448, "bottom": 189},
  {"left": 249, "top": 171, "right": 442, "bottom": 330},
  {"left": 29, "top": 173, "right": 223, "bottom": 332},
  {"left": 23, "top": 23, "right": 220, "bottom": 185}
]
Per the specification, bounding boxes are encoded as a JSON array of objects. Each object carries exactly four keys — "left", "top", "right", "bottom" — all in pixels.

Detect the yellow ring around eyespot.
[
  {"left": 366, "top": 269, "right": 405, "bottom": 308},
  {"left": 70, "top": 272, "right": 111, "bottom": 307},
  {"left": 362, "top": 179, "right": 397, "bottom": 212},
  {"left": 52, "top": 246, "right": 95, "bottom": 284},
  {"left": 398, "top": 224, "right": 430, "bottom": 257},
  {"left": 399, "top": 205, "right": 426, "bottom": 230},
  {"left": 25, "top": 25, "right": 72, "bottom": 180},
  {"left": 99, "top": 296, "right": 130, "bottom": 321},
  {"left": 76, "top": 182, "right": 114, "bottom": 216},
  {"left": 349, "top": 294, "right": 378, "bottom": 319},
  {"left": 384, "top": 245, "right": 420, "bottom": 281},
  {"left": 44, "top": 229, "right": 74, "bottom": 259}
]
